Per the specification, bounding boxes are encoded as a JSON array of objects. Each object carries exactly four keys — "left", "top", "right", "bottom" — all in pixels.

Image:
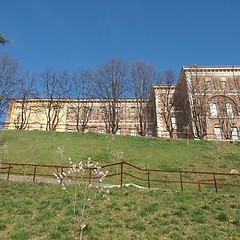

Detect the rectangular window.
[
  {"left": 17, "top": 107, "right": 23, "bottom": 113},
  {"left": 220, "top": 77, "right": 227, "bottom": 89},
  {"left": 171, "top": 116, "right": 177, "bottom": 130},
  {"left": 221, "top": 81, "right": 227, "bottom": 89},
  {"left": 99, "top": 107, "right": 105, "bottom": 113},
  {"left": 68, "top": 107, "right": 75, "bottom": 113},
  {"left": 32, "top": 122, "right": 41, "bottom": 130},
  {"left": 205, "top": 78, "right": 212, "bottom": 89},
  {"left": 67, "top": 127, "right": 74, "bottom": 132},
  {"left": 116, "top": 128, "right": 121, "bottom": 135},
  {"left": 147, "top": 130, "right": 153, "bottom": 137},
  {"left": 67, "top": 107, "right": 76, "bottom": 117},
  {"left": 214, "top": 127, "right": 222, "bottom": 140},
  {"left": 210, "top": 103, "right": 218, "bottom": 117},
  {"left": 54, "top": 106, "right": 59, "bottom": 113},
  {"left": 98, "top": 128, "right": 105, "bottom": 134},
  {"left": 130, "top": 107, "right": 136, "bottom": 113},
  {"left": 130, "top": 129, "right": 137, "bottom": 136},
  {"left": 226, "top": 103, "right": 233, "bottom": 116},
  {"left": 231, "top": 127, "right": 239, "bottom": 140},
  {"left": 84, "top": 106, "right": 91, "bottom": 114}
]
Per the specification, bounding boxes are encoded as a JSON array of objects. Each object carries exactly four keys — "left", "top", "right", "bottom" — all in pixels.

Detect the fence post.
[
  {"left": 60, "top": 167, "right": 63, "bottom": 185},
  {"left": 180, "top": 172, "right": 183, "bottom": 191},
  {"left": 147, "top": 170, "right": 150, "bottom": 191},
  {"left": 33, "top": 165, "right": 37, "bottom": 182},
  {"left": 213, "top": 173, "right": 218, "bottom": 193},
  {"left": 120, "top": 162, "right": 123, "bottom": 187},
  {"left": 197, "top": 175, "right": 201, "bottom": 192},
  {"left": 7, "top": 163, "right": 11, "bottom": 180},
  {"left": 88, "top": 168, "right": 92, "bottom": 185}
]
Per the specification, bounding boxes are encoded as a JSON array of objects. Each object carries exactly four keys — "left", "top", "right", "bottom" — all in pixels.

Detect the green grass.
[
  {"left": 0, "top": 130, "right": 240, "bottom": 172},
  {"left": 0, "top": 130, "right": 240, "bottom": 239},
  {"left": 0, "top": 180, "right": 240, "bottom": 240}
]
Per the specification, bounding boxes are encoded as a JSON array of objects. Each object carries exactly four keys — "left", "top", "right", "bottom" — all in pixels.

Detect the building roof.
[{"left": 182, "top": 65, "right": 240, "bottom": 71}]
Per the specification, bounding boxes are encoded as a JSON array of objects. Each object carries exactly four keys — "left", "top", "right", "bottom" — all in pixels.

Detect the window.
[
  {"left": 220, "top": 77, "right": 227, "bottom": 89},
  {"left": 32, "top": 122, "right": 41, "bottom": 130},
  {"left": 68, "top": 107, "right": 75, "bottom": 113},
  {"left": 116, "top": 107, "right": 120, "bottom": 113},
  {"left": 98, "top": 128, "right": 105, "bottom": 134},
  {"left": 231, "top": 127, "right": 239, "bottom": 140},
  {"left": 130, "top": 129, "right": 137, "bottom": 136},
  {"left": 214, "top": 127, "right": 222, "bottom": 140},
  {"left": 205, "top": 77, "right": 212, "bottom": 89},
  {"left": 130, "top": 107, "right": 136, "bottom": 113},
  {"left": 171, "top": 116, "right": 177, "bottom": 130},
  {"left": 84, "top": 106, "right": 91, "bottom": 114},
  {"left": 147, "top": 130, "right": 153, "bottom": 137},
  {"left": 54, "top": 106, "right": 59, "bottom": 113},
  {"left": 17, "top": 107, "right": 23, "bottom": 113},
  {"left": 226, "top": 103, "right": 233, "bottom": 117},
  {"left": 67, "top": 125, "right": 75, "bottom": 132},
  {"left": 210, "top": 103, "right": 218, "bottom": 117},
  {"left": 31, "top": 109, "right": 42, "bottom": 118},
  {"left": 116, "top": 128, "right": 121, "bottom": 135},
  {"left": 221, "top": 80, "right": 227, "bottom": 89},
  {"left": 67, "top": 107, "right": 76, "bottom": 117},
  {"left": 99, "top": 107, "right": 105, "bottom": 113}
]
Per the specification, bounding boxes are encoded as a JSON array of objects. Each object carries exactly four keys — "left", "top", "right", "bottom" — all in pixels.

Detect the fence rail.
[{"left": 1, "top": 161, "right": 240, "bottom": 192}]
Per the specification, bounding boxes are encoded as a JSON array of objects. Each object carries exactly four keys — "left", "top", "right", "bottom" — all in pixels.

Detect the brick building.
[
  {"left": 5, "top": 65, "right": 240, "bottom": 140},
  {"left": 5, "top": 98, "right": 155, "bottom": 136},
  {"left": 174, "top": 65, "right": 240, "bottom": 140}
]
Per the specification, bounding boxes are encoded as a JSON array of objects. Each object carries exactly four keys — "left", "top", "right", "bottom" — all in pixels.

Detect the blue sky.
[{"left": 1, "top": 0, "right": 240, "bottom": 75}]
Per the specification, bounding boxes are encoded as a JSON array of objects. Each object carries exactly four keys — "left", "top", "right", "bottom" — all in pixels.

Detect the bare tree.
[
  {"left": 41, "top": 69, "right": 71, "bottom": 131},
  {"left": 0, "top": 33, "right": 11, "bottom": 45},
  {"left": 175, "top": 65, "right": 240, "bottom": 140},
  {"left": 68, "top": 69, "right": 93, "bottom": 132},
  {"left": 13, "top": 72, "right": 38, "bottom": 129},
  {"left": 188, "top": 67, "right": 210, "bottom": 139},
  {"left": 232, "top": 66, "right": 240, "bottom": 119},
  {"left": 209, "top": 79, "right": 239, "bottom": 140},
  {"left": 216, "top": 96, "right": 236, "bottom": 139},
  {"left": 174, "top": 66, "right": 210, "bottom": 139},
  {"left": 158, "top": 70, "right": 176, "bottom": 138},
  {"left": 130, "top": 60, "right": 157, "bottom": 136},
  {"left": 0, "top": 53, "right": 19, "bottom": 119},
  {"left": 92, "top": 57, "right": 128, "bottom": 134}
]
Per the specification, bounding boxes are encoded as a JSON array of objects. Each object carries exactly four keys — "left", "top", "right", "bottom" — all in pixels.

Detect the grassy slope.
[
  {"left": 0, "top": 181, "right": 240, "bottom": 240},
  {"left": 0, "top": 130, "right": 240, "bottom": 239},
  {"left": 1, "top": 130, "right": 240, "bottom": 172}
]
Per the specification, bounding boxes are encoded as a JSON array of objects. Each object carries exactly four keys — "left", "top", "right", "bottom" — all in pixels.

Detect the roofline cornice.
[{"left": 182, "top": 65, "right": 240, "bottom": 71}]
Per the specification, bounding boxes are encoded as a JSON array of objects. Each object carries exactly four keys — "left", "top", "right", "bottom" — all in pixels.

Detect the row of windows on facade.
[
  {"left": 29, "top": 122, "right": 153, "bottom": 136},
  {"left": 209, "top": 102, "right": 235, "bottom": 117},
  {"left": 28, "top": 121, "right": 239, "bottom": 140},
  {"left": 204, "top": 77, "right": 232, "bottom": 90},
  {"left": 16, "top": 106, "right": 145, "bottom": 115},
  {"left": 66, "top": 126, "right": 153, "bottom": 137},
  {"left": 213, "top": 127, "right": 239, "bottom": 140},
  {"left": 68, "top": 106, "right": 149, "bottom": 114}
]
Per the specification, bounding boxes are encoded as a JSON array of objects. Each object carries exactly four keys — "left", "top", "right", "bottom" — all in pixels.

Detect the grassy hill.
[
  {"left": 1, "top": 181, "right": 240, "bottom": 240},
  {"left": 0, "top": 130, "right": 240, "bottom": 172},
  {"left": 0, "top": 130, "right": 240, "bottom": 239}
]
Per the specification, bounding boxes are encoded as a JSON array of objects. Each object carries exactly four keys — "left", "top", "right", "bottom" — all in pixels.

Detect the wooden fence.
[{"left": 1, "top": 162, "right": 240, "bottom": 192}]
